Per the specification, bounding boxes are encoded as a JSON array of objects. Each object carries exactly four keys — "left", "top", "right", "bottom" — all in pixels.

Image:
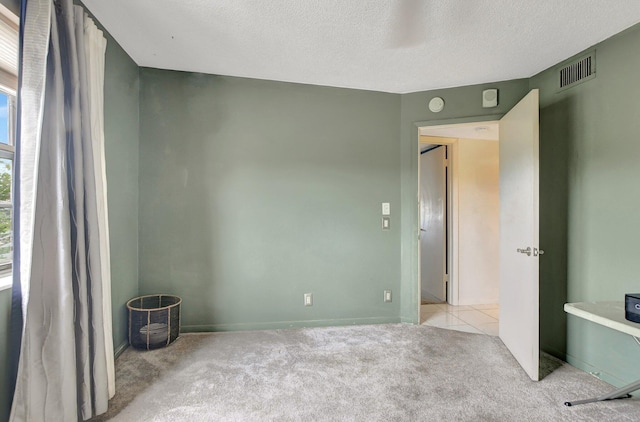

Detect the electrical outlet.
[
  {"left": 382, "top": 217, "right": 390, "bottom": 230},
  {"left": 304, "top": 293, "right": 313, "bottom": 307},
  {"left": 384, "top": 290, "right": 392, "bottom": 303}
]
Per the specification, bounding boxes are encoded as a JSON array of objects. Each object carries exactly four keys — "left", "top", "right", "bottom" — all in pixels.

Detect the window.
[
  {"left": 0, "top": 88, "right": 14, "bottom": 275},
  {"left": 0, "top": 4, "right": 17, "bottom": 289}
]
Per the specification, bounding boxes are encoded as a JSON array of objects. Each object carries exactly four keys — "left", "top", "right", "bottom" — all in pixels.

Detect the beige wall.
[{"left": 456, "top": 138, "right": 500, "bottom": 305}]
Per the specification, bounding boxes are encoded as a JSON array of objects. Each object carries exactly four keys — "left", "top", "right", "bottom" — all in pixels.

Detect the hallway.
[{"left": 420, "top": 304, "right": 499, "bottom": 336}]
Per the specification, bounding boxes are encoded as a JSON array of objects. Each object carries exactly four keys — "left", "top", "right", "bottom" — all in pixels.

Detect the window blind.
[{"left": 0, "top": 6, "right": 18, "bottom": 91}]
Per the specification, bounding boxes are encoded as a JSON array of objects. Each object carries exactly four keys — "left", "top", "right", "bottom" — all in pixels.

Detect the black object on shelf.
[
  {"left": 127, "top": 294, "right": 181, "bottom": 350},
  {"left": 625, "top": 294, "right": 640, "bottom": 323}
]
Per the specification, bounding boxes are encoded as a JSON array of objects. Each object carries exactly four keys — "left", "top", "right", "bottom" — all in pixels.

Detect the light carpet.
[{"left": 91, "top": 324, "right": 640, "bottom": 421}]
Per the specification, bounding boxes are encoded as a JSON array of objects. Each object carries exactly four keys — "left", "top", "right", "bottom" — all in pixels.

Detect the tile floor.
[{"left": 420, "top": 303, "right": 499, "bottom": 336}]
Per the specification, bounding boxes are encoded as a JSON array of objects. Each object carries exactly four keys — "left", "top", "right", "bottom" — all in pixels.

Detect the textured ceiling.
[{"left": 82, "top": 0, "right": 640, "bottom": 94}]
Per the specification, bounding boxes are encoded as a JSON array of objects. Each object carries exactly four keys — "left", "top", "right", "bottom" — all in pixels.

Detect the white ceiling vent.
[{"left": 558, "top": 51, "right": 596, "bottom": 91}]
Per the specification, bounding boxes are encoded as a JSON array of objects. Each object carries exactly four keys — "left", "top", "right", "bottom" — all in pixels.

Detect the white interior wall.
[{"left": 457, "top": 138, "right": 500, "bottom": 305}]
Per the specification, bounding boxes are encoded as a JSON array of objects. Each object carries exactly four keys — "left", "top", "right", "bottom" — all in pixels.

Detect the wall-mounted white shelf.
[
  {"left": 563, "top": 301, "right": 640, "bottom": 406},
  {"left": 564, "top": 301, "right": 640, "bottom": 338}
]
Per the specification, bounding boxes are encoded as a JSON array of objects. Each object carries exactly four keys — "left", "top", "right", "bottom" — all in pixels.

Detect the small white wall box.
[
  {"left": 482, "top": 89, "right": 498, "bottom": 108},
  {"left": 625, "top": 294, "right": 640, "bottom": 323}
]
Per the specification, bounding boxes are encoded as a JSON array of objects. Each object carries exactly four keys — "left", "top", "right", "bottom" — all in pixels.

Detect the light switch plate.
[
  {"left": 384, "top": 290, "right": 392, "bottom": 303},
  {"left": 382, "top": 202, "right": 390, "bottom": 216},
  {"left": 382, "top": 217, "right": 390, "bottom": 230}
]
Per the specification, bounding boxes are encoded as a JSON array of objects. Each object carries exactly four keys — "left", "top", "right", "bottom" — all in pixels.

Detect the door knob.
[
  {"left": 516, "top": 247, "right": 532, "bottom": 256},
  {"left": 534, "top": 248, "right": 544, "bottom": 256}
]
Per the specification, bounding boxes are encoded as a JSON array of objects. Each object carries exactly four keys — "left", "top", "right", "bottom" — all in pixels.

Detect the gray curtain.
[{"left": 10, "top": 1, "right": 113, "bottom": 421}]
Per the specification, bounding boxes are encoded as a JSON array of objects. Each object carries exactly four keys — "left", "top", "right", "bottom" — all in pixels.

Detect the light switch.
[
  {"left": 382, "top": 217, "right": 390, "bottom": 230},
  {"left": 382, "top": 202, "right": 390, "bottom": 216},
  {"left": 384, "top": 290, "right": 392, "bottom": 303}
]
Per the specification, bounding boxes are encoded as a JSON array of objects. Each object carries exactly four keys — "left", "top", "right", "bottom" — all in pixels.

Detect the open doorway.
[
  {"left": 414, "top": 90, "right": 541, "bottom": 379},
  {"left": 418, "top": 121, "right": 500, "bottom": 335}
]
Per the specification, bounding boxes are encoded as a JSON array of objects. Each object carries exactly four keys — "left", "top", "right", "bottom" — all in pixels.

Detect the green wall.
[
  {"left": 102, "top": 31, "right": 140, "bottom": 353},
  {"left": 398, "top": 79, "right": 531, "bottom": 322},
  {"left": 531, "top": 23, "right": 640, "bottom": 386},
  {"left": 139, "top": 69, "right": 401, "bottom": 330}
]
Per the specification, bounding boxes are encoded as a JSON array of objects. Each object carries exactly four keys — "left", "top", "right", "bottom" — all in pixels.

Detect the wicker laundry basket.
[{"left": 127, "top": 294, "right": 181, "bottom": 350}]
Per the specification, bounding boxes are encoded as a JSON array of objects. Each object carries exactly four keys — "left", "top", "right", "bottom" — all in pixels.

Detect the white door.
[
  {"left": 420, "top": 146, "right": 447, "bottom": 303},
  {"left": 499, "top": 89, "right": 540, "bottom": 381}
]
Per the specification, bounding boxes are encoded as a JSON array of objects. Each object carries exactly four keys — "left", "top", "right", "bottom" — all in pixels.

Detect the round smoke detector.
[{"left": 428, "top": 97, "right": 445, "bottom": 113}]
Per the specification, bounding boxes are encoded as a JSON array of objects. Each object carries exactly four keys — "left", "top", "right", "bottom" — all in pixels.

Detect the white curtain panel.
[
  {"left": 16, "top": 0, "right": 51, "bottom": 321},
  {"left": 83, "top": 11, "right": 115, "bottom": 400},
  {"left": 11, "top": 1, "right": 113, "bottom": 421}
]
